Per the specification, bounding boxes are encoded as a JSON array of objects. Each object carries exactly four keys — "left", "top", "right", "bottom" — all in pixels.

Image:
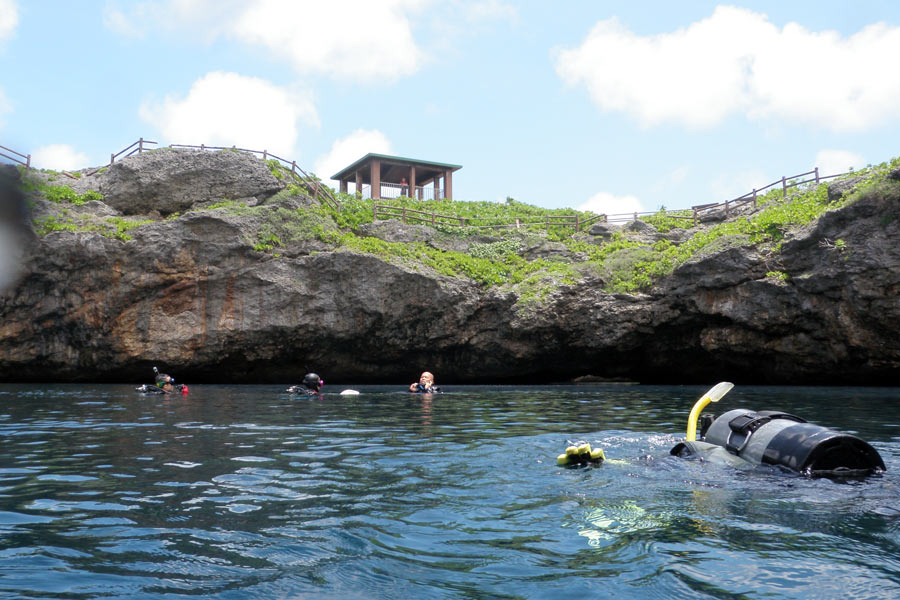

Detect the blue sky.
[{"left": 2, "top": 1, "right": 900, "bottom": 215}]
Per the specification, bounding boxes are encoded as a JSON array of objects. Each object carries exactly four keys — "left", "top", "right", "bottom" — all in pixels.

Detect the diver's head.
[
  {"left": 303, "top": 373, "right": 323, "bottom": 390},
  {"left": 419, "top": 371, "right": 434, "bottom": 385}
]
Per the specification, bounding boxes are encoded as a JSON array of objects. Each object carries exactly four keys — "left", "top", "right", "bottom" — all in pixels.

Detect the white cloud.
[
  {"left": 577, "top": 191, "right": 644, "bottom": 216},
  {"left": 315, "top": 129, "right": 393, "bottom": 184},
  {"left": 31, "top": 144, "right": 90, "bottom": 171},
  {"left": 139, "top": 71, "right": 318, "bottom": 157},
  {"left": 555, "top": 6, "right": 900, "bottom": 131},
  {"left": 105, "top": 0, "right": 427, "bottom": 82},
  {"left": 234, "top": 0, "right": 425, "bottom": 82},
  {"left": 814, "top": 149, "right": 865, "bottom": 176},
  {"left": 0, "top": 0, "right": 17, "bottom": 43}
]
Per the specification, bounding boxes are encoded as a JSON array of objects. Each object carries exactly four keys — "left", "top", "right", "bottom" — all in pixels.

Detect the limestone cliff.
[{"left": 1, "top": 149, "right": 898, "bottom": 385}]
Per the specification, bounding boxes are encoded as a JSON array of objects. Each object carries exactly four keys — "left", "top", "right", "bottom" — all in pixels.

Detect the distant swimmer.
[
  {"left": 287, "top": 373, "right": 324, "bottom": 396},
  {"left": 409, "top": 371, "right": 440, "bottom": 394},
  {"left": 136, "top": 366, "right": 189, "bottom": 395}
]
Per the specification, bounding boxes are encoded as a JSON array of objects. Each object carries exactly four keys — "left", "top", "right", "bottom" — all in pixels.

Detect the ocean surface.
[{"left": 0, "top": 383, "right": 898, "bottom": 599}]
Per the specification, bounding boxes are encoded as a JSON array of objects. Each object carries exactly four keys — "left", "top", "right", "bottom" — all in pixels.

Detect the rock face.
[
  {"left": 97, "top": 149, "right": 285, "bottom": 215},
  {"left": 1, "top": 151, "right": 898, "bottom": 385}
]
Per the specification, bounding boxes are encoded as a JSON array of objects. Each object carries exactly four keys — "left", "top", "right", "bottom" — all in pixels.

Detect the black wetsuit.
[
  {"left": 411, "top": 384, "right": 441, "bottom": 394},
  {"left": 136, "top": 383, "right": 186, "bottom": 395},
  {"left": 286, "top": 385, "right": 320, "bottom": 396}
]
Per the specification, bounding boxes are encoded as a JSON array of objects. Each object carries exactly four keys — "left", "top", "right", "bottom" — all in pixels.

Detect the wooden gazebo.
[{"left": 331, "top": 153, "right": 462, "bottom": 201}]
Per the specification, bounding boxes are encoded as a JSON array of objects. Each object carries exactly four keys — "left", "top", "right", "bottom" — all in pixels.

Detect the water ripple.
[{"left": 0, "top": 383, "right": 898, "bottom": 598}]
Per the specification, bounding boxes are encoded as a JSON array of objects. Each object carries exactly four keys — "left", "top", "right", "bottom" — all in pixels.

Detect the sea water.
[{"left": 0, "top": 383, "right": 897, "bottom": 599}]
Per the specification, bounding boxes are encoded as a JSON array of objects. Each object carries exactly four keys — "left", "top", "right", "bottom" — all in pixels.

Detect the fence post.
[
  {"left": 725, "top": 200, "right": 730, "bottom": 218},
  {"left": 752, "top": 189, "right": 757, "bottom": 209},
  {"left": 26, "top": 154, "right": 31, "bottom": 170},
  {"left": 402, "top": 207, "right": 407, "bottom": 224},
  {"left": 633, "top": 212, "right": 638, "bottom": 222},
  {"left": 291, "top": 161, "right": 296, "bottom": 175},
  {"left": 782, "top": 176, "right": 787, "bottom": 197},
  {"left": 575, "top": 215, "right": 580, "bottom": 232},
  {"left": 138, "top": 137, "right": 144, "bottom": 153},
  {"left": 692, "top": 207, "right": 697, "bottom": 226},
  {"left": 262, "top": 150, "right": 267, "bottom": 162},
  {"left": 110, "top": 153, "right": 115, "bottom": 166},
  {"left": 431, "top": 212, "right": 435, "bottom": 226},
  {"left": 373, "top": 205, "right": 378, "bottom": 220},
  {"left": 459, "top": 217, "right": 464, "bottom": 226},
  {"left": 201, "top": 144, "right": 205, "bottom": 151},
  {"left": 815, "top": 167, "right": 819, "bottom": 184}
]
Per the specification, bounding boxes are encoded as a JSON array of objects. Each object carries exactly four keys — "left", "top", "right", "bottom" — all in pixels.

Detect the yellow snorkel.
[{"left": 685, "top": 382, "right": 734, "bottom": 441}]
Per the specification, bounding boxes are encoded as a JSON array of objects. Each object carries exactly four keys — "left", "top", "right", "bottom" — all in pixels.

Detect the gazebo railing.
[{"left": 357, "top": 183, "right": 445, "bottom": 201}]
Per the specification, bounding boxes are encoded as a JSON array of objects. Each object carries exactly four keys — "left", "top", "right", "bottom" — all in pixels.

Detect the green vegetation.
[
  {"left": 202, "top": 157, "right": 900, "bottom": 300},
  {"left": 266, "top": 159, "right": 287, "bottom": 180},
  {"left": 34, "top": 213, "right": 79, "bottom": 235},
  {"left": 106, "top": 217, "right": 153, "bottom": 241},
  {"left": 204, "top": 199, "right": 243, "bottom": 211},
  {"left": 22, "top": 149, "right": 900, "bottom": 307},
  {"left": 17, "top": 171, "right": 105, "bottom": 205}
]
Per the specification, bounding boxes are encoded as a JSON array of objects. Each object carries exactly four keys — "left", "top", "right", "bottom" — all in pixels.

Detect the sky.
[{"left": 2, "top": 0, "right": 900, "bottom": 215}]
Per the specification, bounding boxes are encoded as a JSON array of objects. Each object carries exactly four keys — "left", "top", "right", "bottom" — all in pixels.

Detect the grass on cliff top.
[
  {"left": 23, "top": 152, "right": 900, "bottom": 299},
  {"left": 327, "top": 190, "right": 601, "bottom": 240},
  {"left": 309, "top": 155, "right": 900, "bottom": 295}
]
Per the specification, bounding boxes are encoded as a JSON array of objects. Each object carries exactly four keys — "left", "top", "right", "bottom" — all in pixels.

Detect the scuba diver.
[
  {"left": 670, "top": 382, "right": 885, "bottom": 478},
  {"left": 287, "top": 373, "right": 324, "bottom": 396},
  {"left": 409, "top": 371, "right": 440, "bottom": 394},
  {"left": 136, "top": 366, "right": 189, "bottom": 395},
  {"left": 556, "top": 383, "right": 886, "bottom": 479}
]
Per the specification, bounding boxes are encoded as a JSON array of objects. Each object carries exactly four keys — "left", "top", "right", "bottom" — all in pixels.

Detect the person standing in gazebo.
[{"left": 400, "top": 177, "right": 409, "bottom": 197}]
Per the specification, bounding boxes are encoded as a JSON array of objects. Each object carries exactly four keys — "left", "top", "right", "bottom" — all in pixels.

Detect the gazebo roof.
[{"left": 331, "top": 153, "right": 462, "bottom": 184}]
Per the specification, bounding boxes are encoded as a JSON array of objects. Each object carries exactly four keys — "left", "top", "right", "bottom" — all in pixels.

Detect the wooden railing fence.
[
  {"left": 0, "top": 143, "right": 30, "bottom": 170},
  {"left": 372, "top": 166, "right": 853, "bottom": 233},
  {"left": 3, "top": 136, "right": 856, "bottom": 231},
  {"left": 689, "top": 167, "right": 849, "bottom": 223},
  {"left": 169, "top": 143, "right": 340, "bottom": 212}
]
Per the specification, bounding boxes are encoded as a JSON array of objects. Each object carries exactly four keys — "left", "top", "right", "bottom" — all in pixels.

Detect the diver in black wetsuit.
[
  {"left": 136, "top": 366, "right": 188, "bottom": 395},
  {"left": 409, "top": 371, "right": 440, "bottom": 393},
  {"left": 287, "top": 373, "right": 324, "bottom": 396}
]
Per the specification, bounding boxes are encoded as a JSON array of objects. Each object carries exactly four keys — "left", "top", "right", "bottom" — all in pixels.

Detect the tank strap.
[{"left": 725, "top": 411, "right": 806, "bottom": 455}]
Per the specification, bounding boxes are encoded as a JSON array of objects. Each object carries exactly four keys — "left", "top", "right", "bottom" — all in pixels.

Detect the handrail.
[
  {"left": 690, "top": 167, "right": 853, "bottom": 222},
  {"left": 374, "top": 204, "right": 466, "bottom": 227},
  {"left": 169, "top": 143, "right": 341, "bottom": 212},
  {"left": 0, "top": 143, "right": 31, "bottom": 169},
  {"left": 111, "top": 137, "right": 156, "bottom": 164},
  {"left": 4, "top": 135, "right": 862, "bottom": 234}
]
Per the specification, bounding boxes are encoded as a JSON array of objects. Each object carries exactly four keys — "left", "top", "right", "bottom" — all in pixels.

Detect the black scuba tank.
[{"left": 702, "top": 408, "right": 885, "bottom": 477}]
